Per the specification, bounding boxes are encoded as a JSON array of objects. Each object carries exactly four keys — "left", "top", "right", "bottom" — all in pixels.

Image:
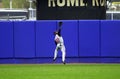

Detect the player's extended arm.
[{"left": 58, "top": 22, "right": 62, "bottom": 36}]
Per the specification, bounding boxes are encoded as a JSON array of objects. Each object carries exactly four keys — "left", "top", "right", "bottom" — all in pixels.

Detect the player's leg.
[
  {"left": 61, "top": 45, "right": 66, "bottom": 64},
  {"left": 53, "top": 46, "right": 58, "bottom": 61}
]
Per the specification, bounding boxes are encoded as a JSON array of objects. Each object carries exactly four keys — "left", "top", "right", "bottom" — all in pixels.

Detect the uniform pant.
[{"left": 54, "top": 43, "right": 66, "bottom": 62}]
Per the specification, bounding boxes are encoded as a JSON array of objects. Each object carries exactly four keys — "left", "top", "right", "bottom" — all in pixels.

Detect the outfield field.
[{"left": 0, "top": 63, "right": 120, "bottom": 79}]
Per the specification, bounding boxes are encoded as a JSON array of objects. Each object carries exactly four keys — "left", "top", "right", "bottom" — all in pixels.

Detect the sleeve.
[
  {"left": 58, "top": 22, "right": 62, "bottom": 36},
  {"left": 58, "top": 27, "right": 61, "bottom": 36}
]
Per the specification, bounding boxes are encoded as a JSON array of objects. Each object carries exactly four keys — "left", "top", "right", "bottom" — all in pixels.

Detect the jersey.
[{"left": 54, "top": 34, "right": 64, "bottom": 45}]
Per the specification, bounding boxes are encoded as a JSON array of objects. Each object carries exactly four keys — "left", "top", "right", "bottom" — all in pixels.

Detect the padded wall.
[
  {"left": 79, "top": 20, "right": 100, "bottom": 57},
  {"left": 0, "top": 21, "right": 14, "bottom": 58},
  {"left": 36, "top": 21, "right": 56, "bottom": 57},
  {"left": 101, "top": 20, "right": 120, "bottom": 57},
  {"left": 1, "top": 20, "right": 120, "bottom": 61},
  {"left": 14, "top": 21, "right": 35, "bottom": 58}
]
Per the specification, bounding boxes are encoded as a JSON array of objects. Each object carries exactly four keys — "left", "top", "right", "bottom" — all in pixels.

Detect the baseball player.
[{"left": 53, "top": 22, "right": 66, "bottom": 64}]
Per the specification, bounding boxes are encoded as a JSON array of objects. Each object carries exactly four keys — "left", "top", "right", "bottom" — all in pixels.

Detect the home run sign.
[{"left": 37, "top": 0, "right": 106, "bottom": 20}]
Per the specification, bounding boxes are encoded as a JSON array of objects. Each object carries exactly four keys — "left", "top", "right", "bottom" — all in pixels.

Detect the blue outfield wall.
[
  {"left": 0, "top": 21, "right": 14, "bottom": 58},
  {"left": 101, "top": 20, "right": 120, "bottom": 63},
  {"left": 14, "top": 21, "right": 35, "bottom": 58},
  {"left": 78, "top": 20, "right": 100, "bottom": 63},
  {"left": 0, "top": 20, "right": 120, "bottom": 63},
  {"left": 101, "top": 20, "right": 120, "bottom": 57},
  {"left": 36, "top": 21, "right": 56, "bottom": 57},
  {"left": 79, "top": 20, "right": 100, "bottom": 57}
]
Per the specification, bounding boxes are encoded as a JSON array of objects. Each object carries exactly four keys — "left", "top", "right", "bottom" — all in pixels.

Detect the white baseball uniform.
[{"left": 54, "top": 34, "right": 66, "bottom": 62}]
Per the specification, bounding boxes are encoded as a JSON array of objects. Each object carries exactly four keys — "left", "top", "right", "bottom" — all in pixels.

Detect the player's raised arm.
[{"left": 58, "top": 22, "right": 63, "bottom": 36}]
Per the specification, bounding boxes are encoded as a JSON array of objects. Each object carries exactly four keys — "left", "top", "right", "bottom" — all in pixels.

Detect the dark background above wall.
[{"left": 37, "top": 0, "right": 106, "bottom": 20}]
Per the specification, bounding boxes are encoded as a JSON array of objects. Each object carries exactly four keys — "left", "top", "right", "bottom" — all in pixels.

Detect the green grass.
[{"left": 0, "top": 64, "right": 120, "bottom": 79}]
